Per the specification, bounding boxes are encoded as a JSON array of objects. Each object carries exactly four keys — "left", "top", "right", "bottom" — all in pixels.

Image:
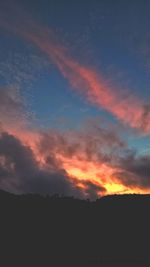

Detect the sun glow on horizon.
[
  {"left": 6, "top": 129, "right": 150, "bottom": 198},
  {"left": 60, "top": 156, "right": 150, "bottom": 196}
]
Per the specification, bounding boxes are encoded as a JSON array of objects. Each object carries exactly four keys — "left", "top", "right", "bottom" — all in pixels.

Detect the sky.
[{"left": 0, "top": 0, "right": 150, "bottom": 199}]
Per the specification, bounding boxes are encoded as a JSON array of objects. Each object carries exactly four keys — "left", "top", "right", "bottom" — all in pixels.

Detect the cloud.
[
  {"left": 81, "top": 180, "right": 106, "bottom": 200},
  {"left": 115, "top": 153, "right": 150, "bottom": 189},
  {"left": 38, "top": 119, "right": 125, "bottom": 164},
  {"left": 0, "top": 131, "right": 83, "bottom": 197},
  {"left": 0, "top": 129, "right": 110, "bottom": 199},
  {"left": 0, "top": 119, "right": 150, "bottom": 198},
  {"left": 0, "top": 118, "right": 127, "bottom": 198},
  {"left": 0, "top": 85, "right": 29, "bottom": 130},
  {"left": 1, "top": 5, "right": 150, "bottom": 134},
  {"left": 36, "top": 120, "right": 150, "bottom": 196},
  {"left": 140, "top": 104, "right": 150, "bottom": 132},
  {"left": 0, "top": 53, "right": 49, "bottom": 88}
]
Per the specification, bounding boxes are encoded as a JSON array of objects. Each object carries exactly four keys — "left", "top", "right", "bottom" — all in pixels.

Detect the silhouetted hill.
[{"left": 1, "top": 190, "right": 150, "bottom": 266}]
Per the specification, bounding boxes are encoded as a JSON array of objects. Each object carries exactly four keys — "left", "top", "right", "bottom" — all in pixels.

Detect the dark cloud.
[
  {"left": 0, "top": 130, "right": 108, "bottom": 199},
  {"left": 114, "top": 152, "right": 150, "bottom": 189},
  {"left": 0, "top": 131, "right": 83, "bottom": 198},
  {"left": 82, "top": 181, "right": 106, "bottom": 200}
]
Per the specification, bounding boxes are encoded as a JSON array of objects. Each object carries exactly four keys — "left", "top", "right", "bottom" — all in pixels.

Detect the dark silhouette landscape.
[{"left": 1, "top": 190, "right": 150, "bottom": 266}]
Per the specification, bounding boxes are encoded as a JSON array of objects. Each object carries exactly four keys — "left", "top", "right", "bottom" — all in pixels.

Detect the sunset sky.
[{"left": 0, "top": 0, "right": 150, "bottom": 199}]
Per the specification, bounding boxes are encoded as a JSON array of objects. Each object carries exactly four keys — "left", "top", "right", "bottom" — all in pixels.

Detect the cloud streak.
[{"left": 1, "top": 3, "right": 150, "bottom": 134}]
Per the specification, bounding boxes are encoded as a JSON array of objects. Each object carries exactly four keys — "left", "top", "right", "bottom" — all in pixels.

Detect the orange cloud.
[
  {"left": 1, "top": 116, "right": 150, "bottom": 198},
  {"left": 29, "top": 126, "right": 150, "bottom": 197}
]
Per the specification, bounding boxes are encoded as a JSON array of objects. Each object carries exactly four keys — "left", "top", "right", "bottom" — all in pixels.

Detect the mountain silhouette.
[{"left": 0, "top": 190, "right": 150, "bottom": 266}]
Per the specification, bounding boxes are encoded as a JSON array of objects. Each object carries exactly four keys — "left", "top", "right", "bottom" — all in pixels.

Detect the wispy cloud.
[
  {"left": 0, "top": 2, "right": 150, "bottom": 134},
  {"left": 0, "top": 85, "right": 30, "bottom": 131}
]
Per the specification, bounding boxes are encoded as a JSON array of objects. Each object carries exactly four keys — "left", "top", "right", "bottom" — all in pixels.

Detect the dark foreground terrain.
[{"left": 0, "top": 190, "right": 150, "bottom": 266}]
